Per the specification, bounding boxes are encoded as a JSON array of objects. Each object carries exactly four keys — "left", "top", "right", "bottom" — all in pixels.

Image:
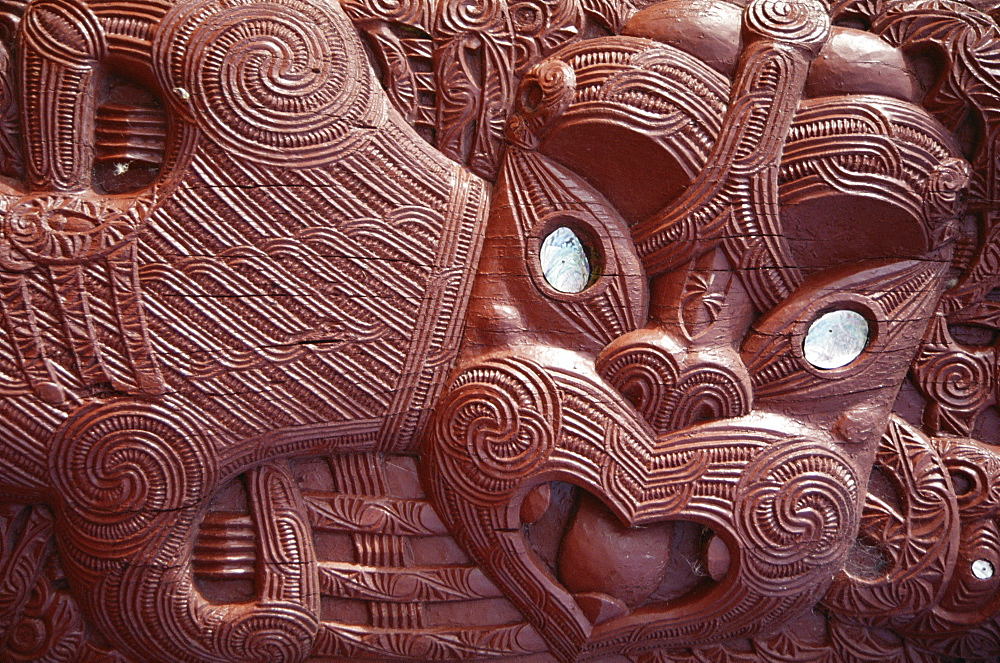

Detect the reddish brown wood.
[{"left": 0, "top": 0, "right": 997, "bottom": 660}]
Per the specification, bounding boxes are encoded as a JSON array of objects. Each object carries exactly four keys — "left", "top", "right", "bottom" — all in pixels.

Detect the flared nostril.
[{"left": 596, "top": 328, "right": 753, "bottom": 434}]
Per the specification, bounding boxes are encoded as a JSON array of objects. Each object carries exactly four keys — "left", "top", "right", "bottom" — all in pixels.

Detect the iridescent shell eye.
[
  {"left": 803, "top": 309, "right": 869, "bottom": 369},
  {"left": 973, "top": 559, "right": 995, "bottom": 580},
  {"left": 540, "top": 226, "right": 591, "bottom": 293}
]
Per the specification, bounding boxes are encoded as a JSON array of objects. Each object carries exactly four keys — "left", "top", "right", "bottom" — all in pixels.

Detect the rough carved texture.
[{"left": 0, "top": 0, "right": 997, "bottom": 661}]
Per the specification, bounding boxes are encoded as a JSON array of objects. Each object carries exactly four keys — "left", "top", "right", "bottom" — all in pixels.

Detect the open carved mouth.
[
  {"left": 524, "top": 482, "right": 726, "bottom": 626},
  {"left": 421, "top": 253, "right": 950, "bottom": 660}
]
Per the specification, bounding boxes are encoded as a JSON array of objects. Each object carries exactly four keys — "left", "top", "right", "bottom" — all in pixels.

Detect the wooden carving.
[{"left": 0, "top": 0, "right": 998, "bottom": 660}]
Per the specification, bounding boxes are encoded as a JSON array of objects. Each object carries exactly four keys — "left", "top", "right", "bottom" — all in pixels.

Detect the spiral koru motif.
[
  {"left": 431, "top": 356, "right": 560, "bottom": 505},
  {"left": 48, "top": 401, "right": 218, "bottom": 558},
  {"left": 744, "top": 0, "right": 830, "bottom": 51},
  {"left": 734, "top": 440, "right": 858, "bottom": 594},
  {"left": 915, "top": 347, "right": 994, "bottom": 414},
  {"left": 512, "top": 59, "right": 576, "bottom": 142},
  {"left": 216, "top": 610, "right": 318, "bottom": 663},
  {"left": 436, "top": 0, "right": 508, "bottom": 36},
  {"left": 528, "top": 59, "right": 576, "bottom": 105},
  {"left": 340, "top": 0, "right": 427, "bottom": 26},
  {"left": 153, "top": 0, "right": 370, "bottom": 168},
  {"left": 596, "top": 342, "right": 679, "bottom": 431}
]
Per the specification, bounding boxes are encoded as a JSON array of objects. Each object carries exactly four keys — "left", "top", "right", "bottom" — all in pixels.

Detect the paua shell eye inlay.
[
  {"left": 973, "top": 559, "right": 995, "bottom": 580},
  {"left": 803, "top": 309, "right": 869, "bottom": 369},
  {"left": 540, "top": 226, "right": 591, "bottom": 293}
]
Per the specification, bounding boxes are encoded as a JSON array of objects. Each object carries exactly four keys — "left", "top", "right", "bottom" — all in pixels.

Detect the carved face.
[{"left": 0, "top": 0, "right": 997, "bottom": 662}]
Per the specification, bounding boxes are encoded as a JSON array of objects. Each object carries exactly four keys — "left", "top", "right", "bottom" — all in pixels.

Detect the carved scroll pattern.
[{"left": 0, "top": 0, "right": 998, "bottom": 661}]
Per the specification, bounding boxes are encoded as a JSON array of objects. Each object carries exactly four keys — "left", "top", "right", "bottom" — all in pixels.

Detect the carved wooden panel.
[{"left": 0, "top": 0, "right": 997, "bottom": 661}]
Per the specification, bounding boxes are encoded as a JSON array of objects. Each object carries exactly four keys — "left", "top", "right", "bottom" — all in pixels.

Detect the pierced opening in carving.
[
  {"left": 523, "top": 481, "right": 577, "bottom": 574},
  {"left": 540, "top": 226, "right": 592, "bottom": 293},
  {"left": 973, "top": 559, "right": 995, "bottom": 580},
  {"left": 949, "top": 470, "right": 973, "bottom": 496},
  {"left": 803, "top": 309, "right": 869, "bottom": 369},
  {"left": 520, "top": 80, "right": 543, "bottom": 113},
  {"left": 193, "top": 475, "right": 255, "bottom": 604},
  {"left": 93, "top": 73, "right": 167, "bottom": 195},
  {"left": 832, "top": 15, "right": 871, "bottom": 31},
  {"left": 950, "top": 323, "right": 999, "bottom": 347}
]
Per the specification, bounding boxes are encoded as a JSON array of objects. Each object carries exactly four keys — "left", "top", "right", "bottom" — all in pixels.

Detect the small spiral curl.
[
  {"left": 49, "top": 401, "right": 217, "bottom": 558},
  {"left": 216, "top": 608, "right": 318, "bottom": 663},
  {"left": 437, "top": 0, "right": 507, "bottom": 35},
  {"left": 431, "top": 357, "right": 560, "bottom": 505},
  {"left": 915, "top": 349, "right": 994, "bottom": 411},
  {"left": 154, "top": 0, "right": 370, "bottom": 168},
  {"left": 744, "top": 0, "right": 830, "bottom": 50},
  {"left": 534, "top": 59, "right": 576, "bottom": 100},
  {"left": 734, "top": 440, "right": 858, "bottom": 594},
  {"left": 341, "top": 0, "right": 427, "bottom": 26}
]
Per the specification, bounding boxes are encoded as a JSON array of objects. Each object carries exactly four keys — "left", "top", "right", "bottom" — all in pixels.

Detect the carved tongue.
[{"left": 558, "top": 491, "right": 673, "bottom": 609}]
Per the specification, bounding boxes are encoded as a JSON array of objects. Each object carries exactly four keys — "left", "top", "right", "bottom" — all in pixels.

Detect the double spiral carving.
[
  {"left": 598, "top": 341, "right": 751, "bottom": 433},
  {"left": 431, "top": 356, "right": 560, "bottom": 505},
  {"left": 744, "top": 0, "right": 830, "bottom": 51},
  {"left": 734, "top": 440, "right": 858, "bottom": 594},
  {"left": 49, "top": 401, "right": 217, "bottom": 558},
  {"left": 153, "top": 0, "right": 370, "bottom": 168}
]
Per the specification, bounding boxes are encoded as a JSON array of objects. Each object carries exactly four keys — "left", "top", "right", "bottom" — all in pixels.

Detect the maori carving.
[{"left": 0, "top": 0, "right": 998, "bottom": 660}]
